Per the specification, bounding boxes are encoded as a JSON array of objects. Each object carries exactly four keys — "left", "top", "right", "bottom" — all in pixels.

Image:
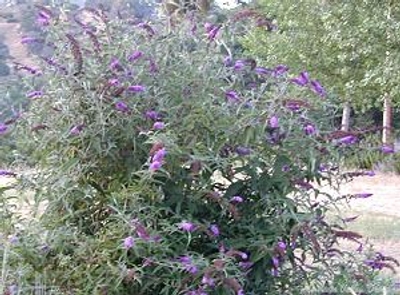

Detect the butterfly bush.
[{"left": 4, "top": 5, "right": 397, "bottom": 295}]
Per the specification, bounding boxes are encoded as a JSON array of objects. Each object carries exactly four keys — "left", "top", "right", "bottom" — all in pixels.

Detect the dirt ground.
[{"left": 321, "top": 172, "right": 400, "bottom": 280}]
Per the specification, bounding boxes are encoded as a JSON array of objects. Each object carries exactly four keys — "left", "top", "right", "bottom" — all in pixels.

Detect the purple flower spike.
[
  {"left": 179, "top": 256, "right": 192, "bottom": 264},
  {"left": 178, "top": 221, "right": 197, "bottom": 232},
  {"left": 204, "top": 22, "right": 214, "bottom": 32},
  {"left": 210, "top": 224, "right": 220, "bottom": 237},
  {"left": 269, "top": 115, "right": 279, "bottom": 128},
  {"left": 291, "top": 71, "right": 310, "bottom": 86},
  {"left": 128, "top": 85, "right": 146, "bottom": 92},
  {"left": 230, "top": 196, "right": 244, "bottom": 203},
  {"left": 381, "top": 145, "right": 395, "bottom": 154},
  {"left": 21, "top": 37, "right": 38, "bottom": 44},
  {"left": 108, "top": 78, "right": 119, "bottom": 86},
  {"left": 274, "top": 64, "right": 289, "bottom": 76},
  {"left": 149, "top": 161, "right": 162, "bottom": 171},
  {"left": 185, "top": 264, "right": 198, "bottom": 274},
  {"left": 364, "top": 259, "right": 385, "bottom": 270},
  {"left": 37, "top": 11, "right": 51, "bottom": 26},
  {"left": 123, "top": 236, "right": 135, "bottom": 250},
  {"left": 179, "top": 256, "right": 199, "bottom": 274},
  {"left": 153, "top": 148, "right": 167, "bottom": 163},
  {"left": 235, "top": 146, "right": 252, "bottom": 156},
  {"left": 337, "top": 135, "right": 357, "bottom": 145},
  {"left": 145, "top": 110, "right": 159, "bottom": 120},
  {"left": 128, "top": 50, "right": 144, "bottom": 62},
  {"left": 153, "top": 122, "right": 165, "bottom": 130},
  {"left": 304, "top": 124, "right": 315, "bottom": 135},
  {"left": 26, "top": 90, "right": 43, "bottom": 99},
  {"left": 237, "top": 289, "right": 245, "bottom": 295},
  {"left": 272, "top": 256, "right": 280, "bottom": 268},
  {"left": 239, "top": 252, "right": 248, "bottom": 260},
  {"left": 149, "top": 59, "right": 158, "bottom": 73},
  {"left": 223, "top": 56, "right": 233, "bottom": 67},
  {"left": 285, "top": 101, "right": 301, "bottom": 112},
  {"left": 110, "top": 57, "right": 123, "bottom": 71},
  {"left": 364, "top": 170, "right": 375, "bottom": 177},
  {"left": 277, "top": 241, "right": 286, "bottom": 250},
  {"left": 225, "top": 90, "right": 240, "bottom": 102},
  {"left": 207, "top": 25, "right": 221, "bottom": 41},
  {"left": 70, "top": 124, "right": 85, "bottom": 135},
  {"left": 310, "top": 80, "right": 326, "bottom": 97},
  {"left": 255, "top": 67, "right": 272, "bottom": 75},
  {"left": 115, "top": 101, "right": 130, "bottom": 113},
  {"left": 0, "top": 123, "right": 8, "bottom": 135},
  {"left": 234, "top": 60, "right": 246, "bottom": 71},
  {"left": 353, "top": 193, "right": 373, "bottom": 199},
  {"left": 0, "top": 170, "right": 16, "bottom": 177},
  {"left": 201, "top": 275, "right": 215, "bottom": 287}
]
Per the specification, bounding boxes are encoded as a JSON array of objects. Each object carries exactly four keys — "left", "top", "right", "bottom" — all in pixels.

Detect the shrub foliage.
[{"left": 0, "top": 4, "right": 396, "bottom": 295}]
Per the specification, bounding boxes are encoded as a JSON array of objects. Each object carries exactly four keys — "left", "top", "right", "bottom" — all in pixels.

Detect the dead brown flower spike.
[{"left": 66, "top": 34, "right": 83, "bottom": 75}]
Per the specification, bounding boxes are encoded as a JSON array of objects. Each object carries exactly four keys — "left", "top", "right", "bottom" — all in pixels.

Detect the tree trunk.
[
  {"left": 341, "top": 102, "right": 351, "bottom": 132},
  {"left": 382, "top": 94, "right": 393, "bottom": 147}
]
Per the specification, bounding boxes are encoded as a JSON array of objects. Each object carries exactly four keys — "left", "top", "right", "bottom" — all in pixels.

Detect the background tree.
[{"left": 243, "top": 0, "right": 400, "bottom": 147}]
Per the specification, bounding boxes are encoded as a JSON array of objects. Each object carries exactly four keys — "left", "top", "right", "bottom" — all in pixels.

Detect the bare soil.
[{"left": 322, "top": 173, "right": 400, "bottom": 280}]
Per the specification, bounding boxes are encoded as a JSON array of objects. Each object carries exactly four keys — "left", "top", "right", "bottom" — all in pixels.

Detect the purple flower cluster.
[
  {"left": 352, "top": 193, "right": 373, "bottom": 199},
  {"left": 337, "top": 135, "right": 358, "bottom": 145},
  {"left": 110, "top": 57, "right": 124, "bottom": 71},
  {"left": 70, "top": 124, "right": 85, "bottom": 135},
  {"left": 178, "top": 221, "right": 197, "bottom": 232},
  {"left": 290, "top": 71, "right": 326, "bottom": 97},
  {"left": 204, "top": 23, "right": 221, "bottom": 41},
  {"left": 179, "top": 256, "right": 198, "bottom": 274},
  {"left": 152, "top": 121, "right": 165, "bottom": 130},
  {"left": 123, "top": 236, "right": 135, "bottom": 250},
  {"left": 131, "top": 219, "right": 160, "bottom": 242},
  {"left": 0, "top": 170, "right": 16, "bottom": 177},
  {"left": 235, "top": 146, "right": 252, "bottom": 156},
  {"left": 128, "top": 50, "right": 143, "bottom": 62},
  {"left": 269, "top": 115, "right": 279, "bottom": 128},
  {"left": 21, "top": 37, "right": 40, "bottom": 44},
  {"left": 364, "top": 258, "right": 386, "bottom": 270},
  {"left": 304, "top": 124, "right": 316, "bottom": 135},
  {"left": 26, "top": 90, "right": 43, "bottom": 99},
  {"left": 381, "top": 145, "right": 395, "bottom": 154},
  {"left": 230, "top": 196, "right": 244, "bottom": 204},
  {"left": 123, "top": 220, "right": 161, "bottom": 250},
  {"left": 145, "top": 110, "right": 160, "bottom": 121},
  {"left": 209, "top": 224, "right": 220, "bottom": 237},
  {"left": 17, "top": 64, "right": 42, "bottom": 76},
  {"left": 128, "top": 85, "right": 146, "bottom": 92},
  {"left": 115, "top": 101, "right": 131, "bottom": 114},
  {"left": 150, "top": 147, "right": 166, "bottom": 171},
  {"left": 37, "top": 10, "right": 51, "bottom": 26},
  {"left": 0, "top": 123, "right": 8, "bottom": 135},
  {"left": 225, "top": 90, "right": 240, "bottom": 103},
  {"left": 273, "top": 64, "right": 289, "bottom": 76}
]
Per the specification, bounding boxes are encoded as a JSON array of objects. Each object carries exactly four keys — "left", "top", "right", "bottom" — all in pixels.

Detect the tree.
[{"left": 243, "top": 0, "right": 400, "bottom": 146}]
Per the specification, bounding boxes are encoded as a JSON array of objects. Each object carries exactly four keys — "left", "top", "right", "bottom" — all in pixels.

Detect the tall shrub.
[{"left": 2, "top": 4, "right": 397, "bottom": 295}]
